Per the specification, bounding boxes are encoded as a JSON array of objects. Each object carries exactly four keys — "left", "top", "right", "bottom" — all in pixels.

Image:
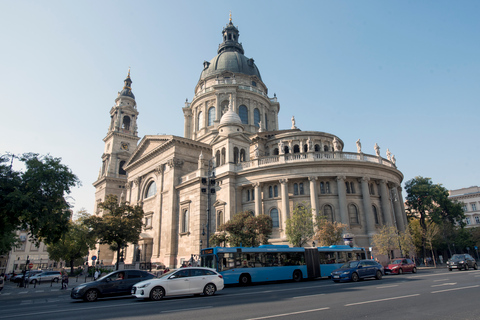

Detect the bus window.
[
  {"left": 218, "top": 253, "right": 236, "bottom": 271},
  {"left": 201, "top": 255, "right": 216, "bottom": 269},
  {"left": 337, "top": 251, "right": 348, "bottom": 264},
  {"left": 264, "top": 253, "right": 280, "bottom": 267},
  {"left": 319, "top": 252, "right": 336, "bottom": 264}
]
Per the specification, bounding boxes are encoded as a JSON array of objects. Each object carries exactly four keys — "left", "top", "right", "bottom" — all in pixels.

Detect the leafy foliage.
[
  {"left": 47, "top": 209, "right": 97, "bottom": 274},
  {"left": 210, "top": 211, "right": 273, "bottom": 247},
  {"left": 314, "top": 215, "right": 347, "bottom": 246},
  {"left": 372, "top": 225, "right": 416, "bottom": 259},
  {"left": 286, "top": 204, "right": 315, "bottom": 247},
  {"left": 0, "top": 153, "right": 79, "bottom": 254},
  {"left": 84, "top": 194, "right": 144, "bottom": 270}
]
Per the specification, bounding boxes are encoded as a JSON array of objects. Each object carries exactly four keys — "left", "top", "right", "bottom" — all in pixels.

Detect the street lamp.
[{"left": 97, "top": 248, "right": 100, "bottom": 266}]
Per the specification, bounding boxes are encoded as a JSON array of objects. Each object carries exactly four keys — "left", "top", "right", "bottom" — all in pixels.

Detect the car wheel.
[
  {"left": 465, "top": 264, "right": 469, "bottom": 271},
  {"left": 474, "top": 264, "right": 478, "bottom": 270},
  {"left": 398, "top": 268, "right": 403, "bottom": 275},
  {"left": 293, "top": 270, "right": 302, "bottom": 282},
  {"left": 149, "top": 286, "right": 165, "bottom": 301},
  {"left": 83, "top": 289, "right": 99, "bottom": 302},
  {"left": 53, "top": 278, "right": 59, "bottom": 283},
  {"left": 351, "top": 272, "right": 359, "bottom": 282},
  {"left": 375, "top": 270, "right": 383, "bottom": 280},
  {"left": 203, "top": 283, "right": 216, "bottom": 296},
  {"left": 412, "top": 267, "right": 417, "bottom": 273},
  {"left": 239, "top": 274, "right": 250, "bottom": 286}
]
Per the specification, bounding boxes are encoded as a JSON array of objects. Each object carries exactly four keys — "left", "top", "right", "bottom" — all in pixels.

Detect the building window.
[
  {"left": 252, "top": 189, "right": 255, "bottom": 201},
  {"left": 254, "top": 108, "right": 261, "bottom": 127},
  {"left": 221, "top": 148, "right": 226, "bottom": 165},
  {"left": 264, "top": 114, "right": 268, "bottom": 131},
  {"left": 239, "top": 105, "right": 248, "bottom": 124},
  {"left": 197, "top": 111, "right": 204, "bottom": 130},
  {"left": 303, "top": 144, "right": 308, "bottom": 153},
  {"left": 217, "top": 211, "right": 224, "bottom": 230},
  {"left": 273, "top": 148, "right": 279, "bottom": 155},
  {"left": 270, "top": 208, "right": 279, "bottom": 227},
  {"left": 234, "top": 147, "right": 239, "bottom": 164},
  {"left": 274, "top": 185, "right": 278, "bottom": 197},
  {"left": 345, "top": 182, "right": 350, "bottom": 194},
  {"left": 293, "top": 145, "right": 300, "bottom": 153},
  {"left": 299, "top": 183, "right": 304, "bottom": 195},
  {"left": 294, "top": 183, "right": 299, "bottom": 195},
  {"left": 320, "top": 182, "right": 325, "bottom": 194},
  {"left": 208, "top": 107, "right": 215, "bottom": 126},
  {"left": 463, "top": 205, "right": 468, "bottom": 212},
  {"left": 472, "top": 203, "right": 477, "bottom": 211},
  {"left": 122, "top": 115, "right": 131, "bottom": 130},
  {"left": 240, "top": 149, "right": 246, "bottom": 162},
  {"left": 145, "top": 181, "right": 157, "bottom": 198},
  {"left": 348, "top": 204, "right": 359, "bottom": 225},
  {"left": 315, "top": 144, "right": 320, "bottom": 152},
  {"left": 181, "top": 210, "right": 189, "bottom": 233},
  {"left": 326, "top": 182, "right": 330, "bottom": 194},
  {"left": 372, "top": 205, "right": 379, "bottom": 224},
  {"left": 269, "top": 186, "right": 273, "bottom": 198},
  {"left": 369, "top": 183, "right": 375, "bottom": 195},
  {"left": 252, "top": 81, "right": 257, "bottom": 87},
  {"left": 119, "top": 160, "right": 126, "bottom": 175},
  {"left": 247, "top": 190, "right": 250, "bottom": 201},
  {"left": 324, "top": 145, "right": 329, "bottom": 152},
  {"left": 466, "top": 217, "right": 471, "bottom": 225},
  {"left": 475, "top": 216, "right": 480, "bottom": 224},
  {"left": 346, "top": 182, "right": 355, "bottom": 194},
  {"left": 284, "top": 146, "right": 289, "bottom": 154},
  {"left": 324, "top": 205, "right": 334, "bottom": 222}
]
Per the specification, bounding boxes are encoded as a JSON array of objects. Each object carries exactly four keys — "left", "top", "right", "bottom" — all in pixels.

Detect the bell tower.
[{"left": 93, "top": 69, "right": 140, "bottom": 214}]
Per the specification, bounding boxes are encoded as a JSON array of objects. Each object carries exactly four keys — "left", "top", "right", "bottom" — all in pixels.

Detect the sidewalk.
[{"left": 0, "top": 276, "right": 94, "bottom": 296}]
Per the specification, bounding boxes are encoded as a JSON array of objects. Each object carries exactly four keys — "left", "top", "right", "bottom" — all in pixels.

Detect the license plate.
[{"left": 333, "top": 275, "right": 339, "bottom": 279}]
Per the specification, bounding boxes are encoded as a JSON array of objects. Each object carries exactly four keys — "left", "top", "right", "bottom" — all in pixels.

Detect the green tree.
[
  {"left": 47, "top": 209, "right": 97, "bottom": 274},
  {"left": 0, "top": 153, "right": 79, "bottom": 254},
  {"left": 404, "top": 176, "right": 465, "bottom": 263},
  {"left": 84, "top": 194, "right": 144, "bottom": 270},
  {"left": 372, "top": 226, "right": 400, "bottom": 259},
  {"left": 314, "top": 215, "right": 347, "bottom": 246},
  {"left": 211, "top": 211, "right": 272, "bottom": 247},
  {"left": 286, "top": 204, "right": 315, "bottom": 247}
]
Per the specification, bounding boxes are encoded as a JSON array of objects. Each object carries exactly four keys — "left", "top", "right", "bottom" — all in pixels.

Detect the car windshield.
[
  {"left": 391, "top": 259, "right": 403, "bottom": 264},
  {"left": 157, "top": 269, "right": 177, "bottom": 279},
  {"left": 451, "top": 254, "right": 464, "bottom": 260},
  {"left": 341, "top": 261, "right": 359, "bottom": 268}
]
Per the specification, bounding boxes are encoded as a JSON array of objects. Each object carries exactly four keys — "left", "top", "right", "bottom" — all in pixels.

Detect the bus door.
[{"left": 305, "top": 248, "right": 321, "bottom": 279}]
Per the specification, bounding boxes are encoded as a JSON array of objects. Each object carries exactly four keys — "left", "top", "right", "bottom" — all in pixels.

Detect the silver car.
[{"left": 29, "top": 271, "right": 62, "bottom": 284}]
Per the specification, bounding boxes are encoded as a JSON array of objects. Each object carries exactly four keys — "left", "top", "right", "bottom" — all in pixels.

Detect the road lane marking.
[
  {"left": 431, "top": 283, "right": 456, "bottom": 287},
  {"left": 345, "top": 294, "right": 420, "bottom": 306},
  {"left": 376, "top": 285, "right": 399, "bottom": 289},
  {"left": 245, "top": 307, "right": 330, "bottom": 319},
  {"left": 431, "top": 285, "right": 479, "bottom": 294},
  {"left": 292, "top": 293, "right": 325, "bottom": 299},
  {"left": 161, "top": 306, "right": 212, "bottom": 313},
  {"left": 433, "top": 279, "right": 449, "bottom": 282}
]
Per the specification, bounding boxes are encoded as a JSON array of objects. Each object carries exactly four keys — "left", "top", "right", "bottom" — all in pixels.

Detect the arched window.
[
  {"left": 348, "top": 204, "right": 359, "bottom": 225},
  {"left": 373, "top": 205, "right": 379, "bottom": 224},
  {"left": 315, "top": 144, "right": 320, "bottom": 152},
  {"left": 240, "top": 149, "right": 246, "bottom": 162},
  {"left": 254, "top": 108, "right": 261, "bottom": 127},
  {"left": 264, "top": 114, "right": 268, "bottom": 131},
  {"left": 239, "top": 105, "right": 248, "bottom": 124},
  {"left": 324, "top": 145, "right": 329, "bottom": 152},
  {"left": 208, "top": 107, "right": 215, "bottom": 126},
  {"left": 270, "top": 208, "right": 279, "bottom": 228},
  {"left": 294, "top": 183, "right": 299, "bottom": 195},
  {"left": 181, "top": 210, "right": 189, "bottom": 233},
  {"left": 221, "top": 148, "right": 226, "bottom": 165},
  {"left": 247, "top": 190, "right": 250, "bottom": 201},
  {"left": 303, "top": 144, "right": 308, "bottom": 153},
  {"left": 324, "top": 205, "right": 334, "bottom": 222},
  {"left": 119, "top": 160, "right": 126, "bottom": 175},
  {"left": 122, "top": 116, "right": 131, "bottom": 130},
  {"left": 145, "top": 181, "right": 157, "bottom": 198},
  {"left": 320, "top": 182, "right": 325, "bottom": 194},
  {"left": 217, "top": 211, "right": 224, "bottom": 230},
  {"left": 234, "top": 147, "right": 239, "bottom": 164},
  {"left": 299, "top": 183, "right": 304, "bottom": 195},
  {"left": 274, "top": 185, "right": 278, "bottom": 197},
  {"left": 326, "top": 182, "right": 331, "bottom": 194},
  {"left": 284, "top": 146, "right": 289, "bottom": 154},
  {"left": 273, "top": 148, "right": 279, "bottom": 155},
  {"left": 269, "top": 186, "right": 273, "bottom": 198},
  {"left": 293, "top": 145, "right": 300, "bottom": 153},
  {"left": 215, "top": 150, "right": 220, "bottom": 167},
  {"left": 197, "top": 111, "right": 204, "bottom": 130}
]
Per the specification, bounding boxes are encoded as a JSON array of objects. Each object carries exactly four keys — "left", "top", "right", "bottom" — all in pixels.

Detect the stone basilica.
[{"left": 93, "top": 18, "right": 407, "bottom": 268}]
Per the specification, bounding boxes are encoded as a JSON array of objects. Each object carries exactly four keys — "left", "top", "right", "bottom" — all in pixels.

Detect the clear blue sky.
[{"left": 1, "top": 0, "right": 479, "bottom": 215}]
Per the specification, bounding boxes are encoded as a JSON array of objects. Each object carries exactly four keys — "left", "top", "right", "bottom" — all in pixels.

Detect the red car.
[{"left": 385, "top": 258, "right": 417, "bottom": 274}]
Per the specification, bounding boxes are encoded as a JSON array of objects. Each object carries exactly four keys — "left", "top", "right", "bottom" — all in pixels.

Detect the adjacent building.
[
  {"left": 449, "top": 186, "right": 480, "bottom": 228},
  {"left": 92, "top": 18, "right": 408, "bottom": 268}
]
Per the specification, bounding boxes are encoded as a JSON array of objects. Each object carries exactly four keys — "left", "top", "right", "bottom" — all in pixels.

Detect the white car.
[{"left": 131, "top": 267, "right": 224, "bottom": 301}]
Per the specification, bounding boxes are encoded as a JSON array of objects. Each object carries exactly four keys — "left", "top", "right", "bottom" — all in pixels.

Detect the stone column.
[
  {"left": 279, "top": 179, "right": 289, "bottom": 236},
  {"left": 397, "top": 186, "right": 408, "bottom": 230},
  {"left": 391, "top": 185, "right": 406, "bottom": 232},
  {"left": 336, "top": 176, "right": 348, "bottom": 225},
  {"left": 254, "top": 182, "right": 262, "bottom": 216},
  {"left": 378, "top": 180, "right": 394, "bottom": 227},
  {"left": 360, "top": 177, "right": 375, "bottom": 243},
  {"left": 308, "top": 176, "right": 319, "bottom": 225}
]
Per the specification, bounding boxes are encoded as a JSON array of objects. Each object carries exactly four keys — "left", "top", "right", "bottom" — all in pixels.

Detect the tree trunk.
[
  {"left": 116, "top": 247, "right": 121, "bottom": 271},
  {"left": 70, "top": 259, "right": 75, "bottom": 275}
]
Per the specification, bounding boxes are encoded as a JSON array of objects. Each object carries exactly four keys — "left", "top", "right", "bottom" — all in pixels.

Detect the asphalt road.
[{"left": 1, "top": 268, "right": 479, "bottom": 320}]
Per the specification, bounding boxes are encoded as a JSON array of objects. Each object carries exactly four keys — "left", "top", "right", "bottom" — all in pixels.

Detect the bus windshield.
[{"left": 201, "top": 254, "right": 216, "bottom": 269}]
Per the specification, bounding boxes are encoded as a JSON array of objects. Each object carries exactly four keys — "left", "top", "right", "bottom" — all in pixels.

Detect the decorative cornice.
[{"left": 167, "top": 158, "right": 184, "bottom": 169}]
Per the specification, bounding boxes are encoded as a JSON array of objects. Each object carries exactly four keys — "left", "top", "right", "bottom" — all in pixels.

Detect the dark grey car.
[
  {"left": 447, "top": 254, "right": 478, "bottom": 271},
  {"left": 71, "top": 270, "right": 155, "bottom": 302}
]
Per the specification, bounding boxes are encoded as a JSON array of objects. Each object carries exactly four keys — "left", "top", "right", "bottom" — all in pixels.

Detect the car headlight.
[
  {"left": 342, "top": 271, "right": 350, "bottom": 275},
  {"left": 74, "top": 284, "right": 87, "bottom": 291},
  {"left": 137, "top": 282, "right": 150, "bottom": 288},
  {"left": 460, "top": 261, "right": 465, "bottom": 264}
]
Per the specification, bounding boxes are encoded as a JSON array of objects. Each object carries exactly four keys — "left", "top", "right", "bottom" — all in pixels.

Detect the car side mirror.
[
  {"left": 358, "top": 265, "right": 363, "bottom": 269},
  {"left": 105, "top": 278, "right": 111, "bottom": 282}
]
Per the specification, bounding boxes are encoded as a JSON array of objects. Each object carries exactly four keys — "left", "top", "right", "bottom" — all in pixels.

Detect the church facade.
[{"left": 93, "top": 18, "right": 407, "bottom": 268}]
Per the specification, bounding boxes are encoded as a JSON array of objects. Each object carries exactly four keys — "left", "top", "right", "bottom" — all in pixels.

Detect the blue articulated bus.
[{"left": 200, "top": 245, "right": 366, "bottom": 285}]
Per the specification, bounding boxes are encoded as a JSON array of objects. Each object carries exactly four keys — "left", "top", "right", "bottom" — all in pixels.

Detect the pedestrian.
[
  {"left": 94, "top": 269, "right": 100, "bottom": 281},
  {"left": 0, "top": 273, "right": 5, "bottom": 294},
  {"left": 61, "top": 270, "right": 69, "bottom": 290}
]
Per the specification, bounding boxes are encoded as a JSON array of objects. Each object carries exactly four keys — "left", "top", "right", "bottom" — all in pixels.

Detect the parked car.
[
  {"left": 12, "top": 270, "right": 43, "bottom": 283},
  {"left": 71, "top": 269, "right": 155, "bottom": 302},
  {"left": 131, "top": 267, "right": 224, "bottom": 301},
  {"left": 446, "top": 254, "right": 478, "bottom": 271},
  {"left": 331, "top": 260, "right": 384, "bottom": 282},
  {"left": 385, "top": 258, "right": 417, "bottom": 274},
  {"left": 29, "top": 271, "right": 62, "bottom": 284}
]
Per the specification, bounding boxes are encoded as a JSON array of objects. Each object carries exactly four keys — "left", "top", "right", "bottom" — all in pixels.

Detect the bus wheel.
[
  {"left": 293, "top": 270, "right": 302, "bottom": 282},
  {"left": 239, "top": 274, "right": 250, "bottom": 286}
]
